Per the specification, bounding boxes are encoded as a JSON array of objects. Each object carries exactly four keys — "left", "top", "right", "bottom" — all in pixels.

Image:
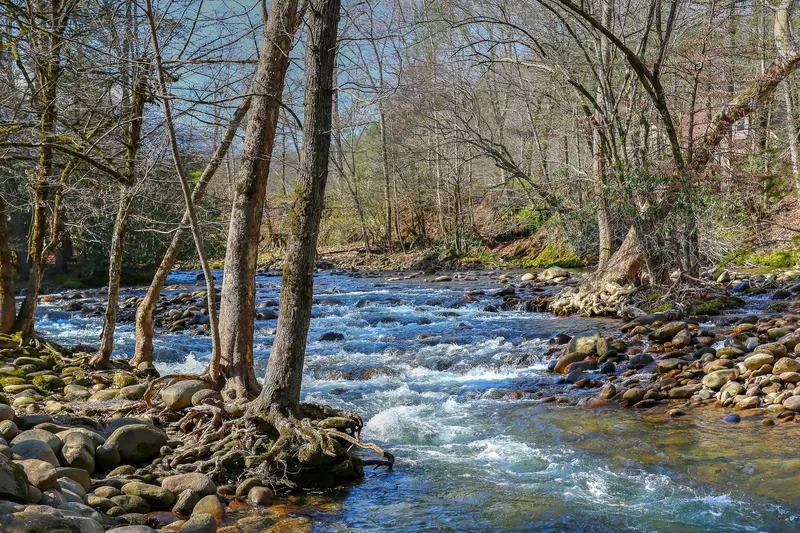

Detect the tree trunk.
[
  {"left": 217, "top": 0, "right": 300, "bottom": 399},
  {"left": 785, "top": 78, "right": 800, "bottom": 195},
  {"left": 252, "top": 0, "right": 340, "bottom": 416},
  {"left": 132, "top": 97, "right": 250, "bottom": 367},
  {"left": 379, "top": 109, "right": 392, "bottom": 249},
  {"left": 0, "top": 197, "right": 15, "bottom": 334},
  {"left": 96, "top": 73, "right": 147, "bottom": 365}
]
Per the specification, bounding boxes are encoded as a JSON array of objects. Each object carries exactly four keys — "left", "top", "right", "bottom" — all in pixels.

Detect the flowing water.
[{"left": 34, "top": 270, "right": 800, "bottom": 532}]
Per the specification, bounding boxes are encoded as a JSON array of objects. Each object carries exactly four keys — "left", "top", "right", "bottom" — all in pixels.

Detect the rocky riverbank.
[
  {"left": 0, "top": 332, "right": 379, "bottom": 533},
  {"left": 541, "top": 268, "right": 800, "bottom": 423}
]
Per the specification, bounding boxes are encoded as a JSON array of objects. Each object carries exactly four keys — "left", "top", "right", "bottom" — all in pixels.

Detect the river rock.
[
  {"left": 649, "top": 321, "right": 688, "bottom": 342},
  {"left": 191, "top": 495, "right": 225, "bottom": 521},
  {"left": 95, "top": 441, "right": 121, "bottom": 470},
  {"left": 59, "top": 432, "right": 95, "bottom": 473},
  {"left": 671, "top": 329, "right": 692, "bottom": 348},
  {"left": 565, "top": 333, "right": 600, "bottom": 357},
  {"left": 622, "top": 387, "right": 646, "bottom": 403},
  {"left": 0, "top": 420, "right": 18, "bottom": 441},
  {"left": 57, "top": 467, "right": 91, "bottom": 492},
  {"left": 16, "top": 458, "right": 58, "bottom": 489},
  {"left": 783, "top": 396, "right": 800, "bottom": 411},
  {"left": 180, "top": 513, "right": 217, "bottom": 533},
  {"left": 0, "top": 511, "right": 83, "bottom": 533},
  {"left": 110, "top": 494, "right": 150, "bottom": 514},
  {"left": 94, "top": 486, "right": 123, "bottom": 499},
  {"left": 702, "top": 369, "right": 738, "bottom": 390},
  {"left": 106, "top": 424, "right": 167, "bottom": 464},
  {"left": 553, "top": 352, "right": 587, "bottom": 374},
  {"left": 774, "top": 357, "right": 800, "bottom": 374},
  {"left": 0, "top": 404, "right": 14, "bottom": 421},
  {"left": 657, "top": 359, "right": 687, "bottom": 374},
  {"left": 11, "top": 428, "right": 62, "bottom": 455},
  {"left": 87, "top": 494, "right": 115, "bottom": 512},
  {"left": 106, "top": 527, "right": 158, "bottom": 533},
  {"left": 540, "top": 266, "right": 569, "bottom": 280},
  {"left": 318, "top": 331, "right": 345, "bottom": 342},
  {"left": 628, "top": 353, "right": 655, "bottom": 369},
  {"left": 755, "top": 343, "right": 788, "bottom": 358},
  {"left": 744, "top": 352, "right": 774, "bottom": 370},
  {"left": 122, "top": 482, "right": 175, "bottom": 510},
  {"left": 0, "top": 454, "right": 29, "bottom": 503},
  {"left": 12, "top": 438, "right": 59, "bottom": 466},
  {"left": 669, "top": 384, "right": 703, "bottom": 399},
  {"left": 161, "top": 473, "right": 216, "bottom": 497},
  {"left": 161, "top": 381, "right": 213, "bottom": 410},
  {"left": 58, "top": 476, "right": 87, "bottom": 500},
  {"left": 119, "top": 384, "right": 147, "bottom": 401},
  {"left": 173, "top": 489, "right": 200, "bottom": 515}
]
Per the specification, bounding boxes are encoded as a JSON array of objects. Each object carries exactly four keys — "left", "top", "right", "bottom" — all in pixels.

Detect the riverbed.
[{"left": 34, "top": 270, "right": 800, "bottom": 532}]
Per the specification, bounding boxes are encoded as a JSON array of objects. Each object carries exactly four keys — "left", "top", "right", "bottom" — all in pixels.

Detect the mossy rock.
[
  {"left": 32, "top": 374, "right": 65, "bottom": 391},
  {"left": 687, "top": 295, "right": 745, "bottom": 316},
  {"left": 113, "top": 372, "right": 138, "bottom": 388}
]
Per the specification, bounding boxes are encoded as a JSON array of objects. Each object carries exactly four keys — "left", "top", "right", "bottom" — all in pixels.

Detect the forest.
[{"left": 3, "top": 0, "right": 800, "bottom": 532}]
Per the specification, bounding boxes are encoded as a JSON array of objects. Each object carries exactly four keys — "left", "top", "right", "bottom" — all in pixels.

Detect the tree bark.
[
  {"left": 0, "top": 197, "right": 15, "bottom": 334},
  {"left": 132, "top": 97, "right": 250, "bottom": 367},
  {"left": 252, "top": 0, "right": 340, "bottom": 416},
  {"left": 96, "top": 73, "right": 147, "bottom": 365},
  {"left": 785, "top": 78, "right": 800, "bottom": 195},
  {"left": 217, "top": 0, "right": 300, "bottom": 399}
]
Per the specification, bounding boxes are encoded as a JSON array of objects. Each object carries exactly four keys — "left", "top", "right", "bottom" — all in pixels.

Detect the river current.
[{"left": 33, "top": 270, "right": 800, "bottom": 532}]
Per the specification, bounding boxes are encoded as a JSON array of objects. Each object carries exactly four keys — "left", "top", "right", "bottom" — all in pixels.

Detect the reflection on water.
[{"left": 35, "top": 271, "right": 800, "bottom": 532}]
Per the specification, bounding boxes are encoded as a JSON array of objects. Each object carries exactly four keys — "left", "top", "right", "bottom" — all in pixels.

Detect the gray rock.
[
  {"left": 173, "top": 488, "right": 200, "bottom": 516},
  {"left": 63, "top": 516, "right": 105, "bottom": 533},
  {"left": 0, "top": 453, "right": 28, "bottom": 503},
  {"left": 58, "top": 501, "right": 104, "bottom": 521},
  {"left": 110, "top": 494, "right": 150, "bottom": 514},
  {"left": 95, "top": 441, "right": 121, "bottom": 470},
  {"left": 121, "top": 481, "right": 175, "bottom": 510},
  {"left": 11, "top": 428, "right": 63, "bottom": 454},
  {"left": 0, "top": 403, "right": 14, "bottom": 421},
  {"left": 701, "top": 369, "right": 738, "bottom": 390},
  {"left": 103, "top": 417, "right": 149, "bottom": 437},
  {"left": 161, "top": 380, "right": 212, "bottom": 410},
  {"left": 649, "top": 321, "right": 688, "bottom": 342},
  {"left": 57, "top": 476, "right": 87, "bottom": 500},
  {"left": 783, "top": 396, "right": 800, "bottom": 411},
  {"left": 56, "top": 428, "right": 105, "bottom": 448},
  {"left": 16, "top": 458, "right": 58, "bottom": 489},
  {"left": 0, "top": 419, "right": 17, "bottom": 441},
  {"left": 40, "top": 489, "right": 67, "bottom": 507},
  {"left": 161, "top": 473, "right": 216, "bottom": 497},
  {"left": 93, "top": 486, "right": 122, "bottom": 498},
  {"left": 119, "top": 384, "right": 147, "bottom": 401},
  {"left": 59, "top": 432, "right": 95, "bottom": 473},
  {"left": 106, "top": 424, "right": 166, "bottom": 464},
  {"left": 15, "top": 414, "right": 53, "bottom": 430},
  {"left": 0, "top": 511, "right": 80, "bottom": 533},
  {"left": 180, "top": 513, "right": 217, "bottom": 533},
  {"left": 106, "top": 527, "right": 158, "bottom": 533},
  {"left": 56, "top": 467, "right": 92, "bottom": 492},
  {"left": 12, "top": 438, "right": 59, "bottom": 466}
]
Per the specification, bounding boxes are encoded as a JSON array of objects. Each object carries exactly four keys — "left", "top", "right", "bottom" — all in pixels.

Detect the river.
[{"left": 33, "top": 270, "right": 800, "bottom": 532}]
